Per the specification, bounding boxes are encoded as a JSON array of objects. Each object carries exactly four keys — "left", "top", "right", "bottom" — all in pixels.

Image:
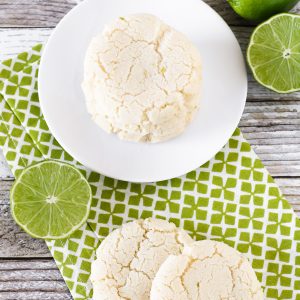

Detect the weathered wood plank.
[
  {"left": 0, "top": 29, "right": 300, "bottom": 177},
  {"left": 0, "top": 0, "right": 300, "bottom": 27},
  {"left": 242, "top": 101, "right": 300, "bottom": 126},
  {"left": 240, "top": 101, "right": 300, "bottom": 176},
  {"left": 0, "top": 291, "right": 71, "bottom": 300},
  {"left": 0, "top": 28, "right": 51, "bottom": 61},
  {"left": 0, "top": 178, "right": 300, "bottom": 259},
  {"left": 0, "top": 111, "right": 300, "bottom": 176},
  {"left": 0, "top": 97, "right": 298, "bottom": 176},
  {"left": 0, "top": 28, "right": 51, "bottom": 179},
  {"left": 1, "top": 177, "right": 297, "bottom": 207},
  {"left": 1, "top": 26, "right": 300, "bottom": 101},
  {"left": 0, "top": 0, "right": 75, "bottom": 28},
  {"left": 0, "top": 26, "right": 299, "bottom": 103},
  {"left": 0, "top": 259, "right": 71, "bottom": 300},
  {"left": 0, "top": 2, "right": 299, "bottom": 298},
  {"left": 0, "top": 194, "right": 51, "bottom": 257},
  {"left": 276, "top": 178, "right": 300, "bottom": 213},
  {"left": 0, "top": 156, "right": 11, "bottom": 179},
  {"left": 206, "top": 0, "right": 300, "bottom": 26},
  {"left": 0, "top": 180, "right": 11, "bottom": 205}
]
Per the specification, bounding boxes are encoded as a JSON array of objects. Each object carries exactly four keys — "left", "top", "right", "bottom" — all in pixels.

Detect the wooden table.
[{"left": 0, "top": 1, "right": 299, "bottom": 299}]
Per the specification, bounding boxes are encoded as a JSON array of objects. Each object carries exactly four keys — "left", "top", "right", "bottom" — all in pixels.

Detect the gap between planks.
[
  {"left": 0, "top": 260, "right": 72, "bottom": 299},
  {"left": 0, "top": 27, "right": 299, "bottom": 180},
  {"left": 0, "top": 0, "right": 300, "bottom": 27},
  {"left": 0, "top": 179, "right": 299, "bottom": 259},
  {"left": 0, "top": 2, "right": 299, "bottom": 299},
  {"left": 1, "top": 26, "right": 300, "bottom": 101}
]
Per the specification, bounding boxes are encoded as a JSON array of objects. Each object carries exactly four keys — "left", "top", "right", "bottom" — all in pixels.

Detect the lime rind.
[
  {"left": 247, "top": 13, "right": 300, "bottom": 94},
  {"left": 10, "top": 160, "right": 92, "bottom": 240},
  {"left": 228, "top": 0, "right": 299, "bottom": 22}
]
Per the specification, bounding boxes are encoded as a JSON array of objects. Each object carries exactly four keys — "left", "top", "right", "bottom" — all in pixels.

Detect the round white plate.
[{"left": 39, "top": 0, "right": 247, "bottom": 183}]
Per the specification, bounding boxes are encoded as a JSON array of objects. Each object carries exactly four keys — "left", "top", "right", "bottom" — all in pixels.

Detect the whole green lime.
[{"left": 228, "top": 0, "right": 299, "bottom": 21}]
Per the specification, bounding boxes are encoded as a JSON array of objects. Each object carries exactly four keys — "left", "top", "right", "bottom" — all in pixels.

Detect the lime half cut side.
[
  {"left": 247, "top": 13, "right": 300, "bottom": 93},
  {"left": 10, "top": 160, "right": 92, "bottom": 239}
]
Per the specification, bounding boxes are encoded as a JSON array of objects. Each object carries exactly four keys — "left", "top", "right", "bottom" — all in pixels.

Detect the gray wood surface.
[
  {"left": 0, "top": 260, "right": 72, "bottom": 300},
  {"left": 0, "top": 178, "right": 299, "bottom": 259},
  {"left": 0, "top": 0, "right": 300, "bottom": 27},
  {"left": 0, "top": 0, "right": 299, "bottom": 299}
]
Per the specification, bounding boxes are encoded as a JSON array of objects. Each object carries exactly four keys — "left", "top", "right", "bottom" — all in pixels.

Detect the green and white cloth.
[{"left": 0, "top": 45, "right": 299, "bottom": 300}]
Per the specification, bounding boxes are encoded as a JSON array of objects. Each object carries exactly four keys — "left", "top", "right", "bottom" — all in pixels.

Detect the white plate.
[{"left": 38, "top": 0, "right": 247, "bottom": 182}]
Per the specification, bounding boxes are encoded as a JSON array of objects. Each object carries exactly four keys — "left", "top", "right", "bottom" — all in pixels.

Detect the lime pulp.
[
  {"left": 247, "top": 13, "right": 300, "bottom": 93},
  {"left": 10, "top": 160, "right": 92, "bottom": 239}
]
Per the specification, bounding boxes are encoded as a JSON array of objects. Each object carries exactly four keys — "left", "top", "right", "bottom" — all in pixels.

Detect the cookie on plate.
[{"left": 82, "top": 14, "right": 202, "bottom": 143}]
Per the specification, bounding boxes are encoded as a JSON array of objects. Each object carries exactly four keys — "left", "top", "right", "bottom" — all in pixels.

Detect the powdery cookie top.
[
  {"left": 151, "top": 240, "right": 264, "bottom": 300},
  {"left": 82, "top": 14, "right": 202, "bottom": 143},
  {"left": 90, "top": 218, "right": 193, "bottom": 300}
]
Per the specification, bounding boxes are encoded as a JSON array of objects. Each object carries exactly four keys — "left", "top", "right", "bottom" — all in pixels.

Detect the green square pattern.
[{"left": 0, "top": 45, "right": 300, "bottom": 300}]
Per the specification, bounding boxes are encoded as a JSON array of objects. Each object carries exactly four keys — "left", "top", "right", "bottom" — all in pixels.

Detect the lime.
[
  {"left": 227, "top": 0, "right": 299, "bottom": 21},
  {"left": 247, "top": 13, "right": 300, "bottom": 93},
  {"left": 10, "top": 160, "right": 92, "bottom": 239}
]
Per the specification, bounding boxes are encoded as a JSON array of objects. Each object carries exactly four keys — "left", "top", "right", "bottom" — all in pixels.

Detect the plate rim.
[{"left": 38, "top": 0, "right": 248, "bottom": 182}]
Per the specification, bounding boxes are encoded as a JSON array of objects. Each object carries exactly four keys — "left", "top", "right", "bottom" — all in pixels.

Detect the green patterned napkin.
[{"left": 0, "top": 45, "right": 299, "bottom": 300}]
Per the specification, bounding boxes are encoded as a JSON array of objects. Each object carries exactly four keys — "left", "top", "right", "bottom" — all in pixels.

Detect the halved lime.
[
  {"left": 247, "top": 13, "right": 300, "bottom": 93},
  {"left": 10, "top": 160, "right": 92, "bottom": 239}
]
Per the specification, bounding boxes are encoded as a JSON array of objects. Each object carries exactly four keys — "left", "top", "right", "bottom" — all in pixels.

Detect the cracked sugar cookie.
[
  {"left": 90, "top": 218, "right": 193, "bottom": 300},
  {"left": 150, "top": 240, "right": 264, "bottom": 300},
  {"left": 82, "top": 14, "right": 202, "bottom": 143}
]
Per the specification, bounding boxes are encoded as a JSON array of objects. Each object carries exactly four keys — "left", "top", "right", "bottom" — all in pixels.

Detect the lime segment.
[
  {"left": 10, "top": 160, "right": 92, "bottom": 239},
  {"left": 247, "top": 13, "right": 300, "bottom": 93}
]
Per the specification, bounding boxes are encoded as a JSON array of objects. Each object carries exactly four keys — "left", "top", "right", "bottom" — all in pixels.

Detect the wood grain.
[
  {"left": 0, "top": 291, "right": 71, "bottom": 300},
  {"left": 2, "top": 27, "right": 300, "bottom": 101},
  {"left": 0, "top": 0, "right": 300, "bottom": 27},
  {"left": 0, "top": 198, "right": 51, "bottom": 258},
  {"left": 0, "top": 178, "right": 299, "bottom": 259},
  {"left": 0, "top": 2, "right": 300, "bottom": 298},
  {"left": 0, "top": 28, "right": 50, "bottom": 180},
  {"left": 276, "top": 178, "right": 300, "bottom": 212},
  {"left": 241, "top": 101, "right": 300, "bottom": 176},
  {"left": 0, "top": 157, "right": 11, "bottom": 179},
  {"left": 0, "top": 0, "right": 75, "bottom": 28},
  {"left": 0, "top": 28, "right": 50, "bottom": 61},
  {"left": 206, "top": 0, "right": 300, "bottom": 26},
  {"left": 0, "top": 97, "right": 298, "bottom": 176},
  {"left": 0, "top": 259, "right": 72, "bottom": 299},
  {"left": 0, "top": 28, "right": 300, "bottom": 178}
]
